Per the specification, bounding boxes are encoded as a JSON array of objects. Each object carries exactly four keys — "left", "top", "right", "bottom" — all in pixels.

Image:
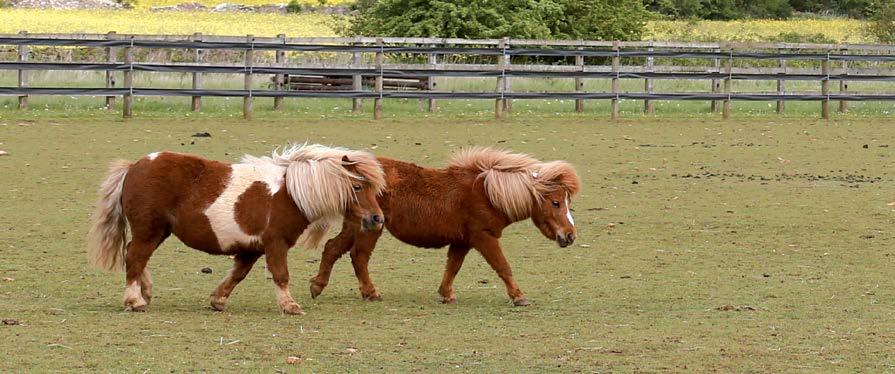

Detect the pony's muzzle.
[
  {"left": 556, "top": 232, "right": 575, "bottom": 248},
  {"left": 361, "top": 214, "right": 385, "bottom": 231}
]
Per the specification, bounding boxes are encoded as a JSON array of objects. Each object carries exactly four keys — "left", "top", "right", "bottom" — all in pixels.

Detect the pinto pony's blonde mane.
[
  {"left": 241, "top": 143, "right": 385, "bottom": 249},
  {"left": 449, "top": 147, "right": 581, "bottom": 222}
]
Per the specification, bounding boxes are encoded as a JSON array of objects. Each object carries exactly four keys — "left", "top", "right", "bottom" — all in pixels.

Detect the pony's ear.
[{"left": 341, "top": 155, "right": 358, "bottom": 166}]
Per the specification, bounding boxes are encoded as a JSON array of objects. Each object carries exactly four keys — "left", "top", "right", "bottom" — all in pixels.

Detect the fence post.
[
  {"left": 274, "top": 33, "right": 286, "bottom": 111},
  {"left": 776, "top": 47, "right": 785, "bottom": 114},
  {"left": 821, "top": 51, "right": 830, "bottom": 120},
  {"left": 503, "top": 37, "right": 512, "bottom": 113},
  {"left": 495, "top": 38, "right": 506, "bottom": 119},
  {"left": 373, "top": 37, "right": 384, "bottom": 120},
  {"left": 244, "top": 34, "right": 255, "bottom": 120},
  {"left": 104, "top": 31, "right": 117, "bottom": 109},
  {"left": 711, "top": 47, "right": 720, "bottom": 113},
  {"left": 352, "top": 37, "right": 363, "bottom": 113},
  {"left": 191, "top": 32, "right": 203, "bottom": 112},
  {"left": 575, "top": 50, "right": 584, "bottom": 113},
  {"left": 17, "top": 31, "right": 29, "bottom": 110},
  {"left": 427, "top": 45, "right": 437, "bottom": 112},
  {"left": 644, "top": 45, "right": 654, "bottom": 114},
  {"left": 610, "top": 41, "right": 620, "bottom": 121},
  {"left": 722, "top": 46, "right": 732, "bottom": 120},
  {"left": 123, "top": 36, "right": 134, "bottom": 118},
  {"left": 839, "top": 48, "right": 848, "bottom": 113}
]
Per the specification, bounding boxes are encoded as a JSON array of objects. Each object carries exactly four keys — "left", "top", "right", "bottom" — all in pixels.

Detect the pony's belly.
[{"left": 387, "top": 227, "right": 456, "bottom": 249}]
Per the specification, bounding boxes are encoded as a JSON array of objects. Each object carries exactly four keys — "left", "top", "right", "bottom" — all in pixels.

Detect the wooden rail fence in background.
[{"left": 2, "top": 33, "right": 895, "bottom": 120}]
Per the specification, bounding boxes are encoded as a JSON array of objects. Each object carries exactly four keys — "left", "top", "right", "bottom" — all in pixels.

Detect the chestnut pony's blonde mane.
[
  {"left": 241, "top": 143, "right": 385, "bottom": 248},
  {"left": 449, "top": 147, "right": 581, "bottom": 222}
]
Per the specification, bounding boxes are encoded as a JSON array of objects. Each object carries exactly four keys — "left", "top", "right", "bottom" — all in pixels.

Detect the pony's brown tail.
[{"left": 87, "top": 160, "right": 132, "bottom": 272}]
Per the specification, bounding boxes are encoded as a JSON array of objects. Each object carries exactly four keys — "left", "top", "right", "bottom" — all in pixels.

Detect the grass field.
[{"left": 1, "top": 106, "right": 894, "bottom": 371}]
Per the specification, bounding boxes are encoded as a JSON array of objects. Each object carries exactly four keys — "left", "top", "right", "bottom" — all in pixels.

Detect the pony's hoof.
[
  {"left": 210, "top": 295, "right": 228, "bottom": 311},
  {"left": 441, "top": 296, "right": 457, "bottom": 304},
  {"left": 363, "top": 293, "right": 382, "bottom": 302},
  {"left": 281, "top": 303, "right": 305, "bottom": 315},
  {"left": 512, "top": 298, "right": 531, "bottom": 307},
  {"left": 125, "top": 303, "right": 148, "bottom": 312},
  {"left": 309, "top": 282, "right": 325, "bottom": 299}
]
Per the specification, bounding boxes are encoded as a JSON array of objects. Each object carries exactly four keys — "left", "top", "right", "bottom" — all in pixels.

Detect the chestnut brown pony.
[
  {"left": 309, "top": 147, "right": 580, "bottom": 306},
  {"left": 87, "top": 144, "right": 386, "bottom": 315}
]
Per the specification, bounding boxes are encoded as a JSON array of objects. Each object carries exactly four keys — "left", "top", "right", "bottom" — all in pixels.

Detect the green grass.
[{"left": 1, "top": 108, "right": 894, "bottom": 371}]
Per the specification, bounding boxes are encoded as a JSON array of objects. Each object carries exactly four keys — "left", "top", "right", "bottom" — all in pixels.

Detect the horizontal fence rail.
[{"left": 2, "top": 33, "right": 895, "bottom": 119}]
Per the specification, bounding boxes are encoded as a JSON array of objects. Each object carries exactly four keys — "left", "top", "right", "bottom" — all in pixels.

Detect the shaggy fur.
[
  {"left": 243, "top": 143, "right": 386, "bottom": 249},
  {"left": 449, "top": 147, "right": 580, "bottom": 222}
]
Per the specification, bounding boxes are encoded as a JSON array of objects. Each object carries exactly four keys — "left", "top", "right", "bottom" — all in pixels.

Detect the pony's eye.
[
  {"left": 552, "top": 200, "right": 560, "bottom": 208},
  {"left": 352, "top": 184, "right": 362, "bottom": 192}
]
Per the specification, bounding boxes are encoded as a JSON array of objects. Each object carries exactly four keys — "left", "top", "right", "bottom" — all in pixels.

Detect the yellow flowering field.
[
  {"left": 0, "top": 9, "right": 335, "bottom": 37},
  {"left": 647, "top": 19, "right": 869, "bottom": 44},
  {"left": 135, "top": 0, "right": 354, "bottom": 9}
]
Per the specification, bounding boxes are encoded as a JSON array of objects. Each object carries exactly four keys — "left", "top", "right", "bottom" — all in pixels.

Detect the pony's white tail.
[
  {"left": 87, "top": 160, "right": 132, "bottom": 272},
  {"left": 297, "top": 216, "right": 339, "bottom": 250}
]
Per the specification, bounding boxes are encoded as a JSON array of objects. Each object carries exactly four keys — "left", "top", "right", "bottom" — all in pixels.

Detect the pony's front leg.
[
  {"left": 349, "top": 229, "right": 383, "bottom": 301},
  {"left": 210, "top": 252, "right": 261, "bottom": 311},
  {"left": 309, "top": 224, "right": 355, "bottom": 299},
  {"left": 264, "top": 242, "right": 304, "bottom": 315},
  {"left": 438, "top": 244, "right": 471, "bottom": 304},
  {"left": 471, "top": 234, "right": 529, "bottom": 306}
]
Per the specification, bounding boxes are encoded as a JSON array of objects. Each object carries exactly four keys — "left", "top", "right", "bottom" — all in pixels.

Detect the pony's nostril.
[
  {"left": 372, "top": 215, "right": 385, "bottom": 224},
  {"left": 567, "top": 233, "right": 576, "bottom": 242}
]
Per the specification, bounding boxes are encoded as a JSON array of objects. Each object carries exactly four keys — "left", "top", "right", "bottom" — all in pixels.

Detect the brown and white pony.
[
  {"left": 309, "top": 147, "right": 580, "bottom": 306},
  {"left": 87, "top": 144, "right": 386, "bottom": 315}
]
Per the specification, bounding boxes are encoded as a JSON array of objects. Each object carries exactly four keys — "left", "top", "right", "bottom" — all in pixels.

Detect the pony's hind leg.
[
  {"left": 438, "top": 244, "right": 471, "bottom": 304},
  {"left": 210, "top": 252, "right": 261, "bottom": 311},
  {"left": 349, "top": 229, "right": 383, "bottom": 301},
  {"left": 309, "top": 225, "right": 355, "bottom": 299},
  {"left": 122, "top": 238, "right": 163, "bottom": 312},
  {"left": 139, "top": 269, "right": 153, "bottom": 304},
  {"left": 265, "top": 241, "right": 303, "bottom": 315}
]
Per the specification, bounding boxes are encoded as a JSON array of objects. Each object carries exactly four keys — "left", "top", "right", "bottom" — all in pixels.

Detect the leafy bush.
[
  {"left": 341, "top": 0, "right": 646, "bottom": 41},
  {"left": 865, "top": 0, "right": 895, "bottom": 43},
  {"left": 286, "top": 0, "right": 303, "bottom": 13}
]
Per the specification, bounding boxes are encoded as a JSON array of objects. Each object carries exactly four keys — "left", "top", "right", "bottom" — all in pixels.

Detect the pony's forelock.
[{"left": 533, "top": 160, "right": 581, "bottom": 197}]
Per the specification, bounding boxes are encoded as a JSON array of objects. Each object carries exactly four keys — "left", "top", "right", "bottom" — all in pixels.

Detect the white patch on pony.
[
  {"left": 204, "top": 162, "right": 285, "bottom": 251},
  {"left": 122, "top": 281, "right": 144, "bottom": 305},
  {"left": 147, "top": 152, "right": 161, "bottom": 160},
  {"left": 565, "top": 193, "right": 575, "bottom": 227}
]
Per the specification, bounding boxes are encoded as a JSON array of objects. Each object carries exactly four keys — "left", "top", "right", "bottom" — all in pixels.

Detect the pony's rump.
[{"left": 87, "top": 159, "right": 132, "bottom": 272}]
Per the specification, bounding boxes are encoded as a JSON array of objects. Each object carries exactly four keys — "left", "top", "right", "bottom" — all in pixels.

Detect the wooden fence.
[{"left": 2, "top": 32, "right": 895, "bottom": 120}]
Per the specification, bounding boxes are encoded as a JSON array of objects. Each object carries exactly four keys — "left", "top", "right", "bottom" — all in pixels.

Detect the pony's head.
[
  {"left": 339, "top": 154, "right": 386, "bottom": 231},
  {"left": 529, "top": 161, "right": 581, "bottom": 248},
  {"left": 266, "top": 144, "right": 386, "bottom": 238},
  {"left": 450, "top": 147, "right": 581, "bottom": 248}
]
